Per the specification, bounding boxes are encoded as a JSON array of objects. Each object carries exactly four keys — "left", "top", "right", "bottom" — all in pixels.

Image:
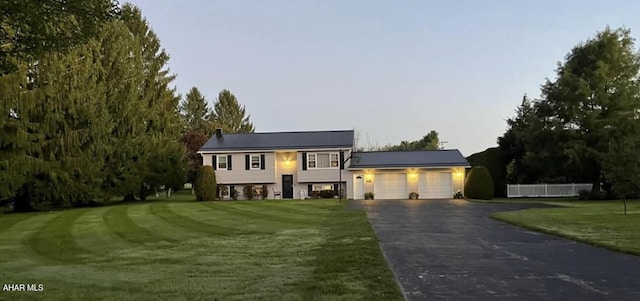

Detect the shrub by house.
[
  {"left": 195, "top": 166, "right": 217, "bottom": 201},
  {"left": 464, "top": 166, "right": 494, "bottom": 200}
]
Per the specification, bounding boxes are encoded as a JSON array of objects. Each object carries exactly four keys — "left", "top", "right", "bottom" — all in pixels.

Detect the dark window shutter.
[
  {"left": 333, "top": 184, "right": 339, "bottom": 192},
  {"left": 302, "top": 152, "right": 307, "bottom": 170},
  {"left": 260, "top": 154, "right": 265, "bottom": 170},
  {"left": 308, "top": 184, "right": 312, "bottom": 194},
  {"left": 245, "top": 155, "right": 250, "bottom": 170},
  {"left": 339, "top": 152, "right": 345, "bottom": 169},
  {"left": 227, "top": 155, "right": 232, "bottom": 170},
  {"left": 212, "top": 156, "right": 217, "bottom": 170}
]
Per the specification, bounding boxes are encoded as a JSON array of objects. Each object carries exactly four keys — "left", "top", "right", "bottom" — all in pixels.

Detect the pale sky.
[{"left": 126, "top": 0, "right": 640, "bottom": 156}]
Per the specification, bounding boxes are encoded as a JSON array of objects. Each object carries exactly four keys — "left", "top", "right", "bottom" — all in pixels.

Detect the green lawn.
[
  {"left": 490, "top": 198, "right": 640, "bottom": 256},
  {"left": 0, "top": 192, "right": 402, "bottom": 300}
]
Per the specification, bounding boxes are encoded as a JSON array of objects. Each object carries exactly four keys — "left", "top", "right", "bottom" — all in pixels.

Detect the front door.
[
  {"left": 282, "top": 174, "right": 294, "bottom": 198},
  {"left": 354, "top": 175, "right": 365, "bottom": 199}
]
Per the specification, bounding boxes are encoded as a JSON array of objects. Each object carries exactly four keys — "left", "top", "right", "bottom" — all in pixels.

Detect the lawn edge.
[
  {"left": 490, "top": 212, "right": 640, "bottom": 257},
  {"left": 371, "top": 224, "right": 409, "bottom": 301}
]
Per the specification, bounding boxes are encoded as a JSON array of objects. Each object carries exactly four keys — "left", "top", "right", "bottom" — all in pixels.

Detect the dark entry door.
[{"left": 282, "top": 174, "right": 294, "bottom": 198}]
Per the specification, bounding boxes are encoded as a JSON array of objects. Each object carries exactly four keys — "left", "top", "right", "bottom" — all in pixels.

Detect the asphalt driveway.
[{"left": 348, "top": 199, "right": 640, "bottom": 300}]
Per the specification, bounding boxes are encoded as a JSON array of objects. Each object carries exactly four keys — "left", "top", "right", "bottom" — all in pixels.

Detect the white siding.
[
  {"left": 202, "top": 149, "right": 354, "bottom": 199},
  {"left": 296, "top": 150, "right": 351, "bottom": 183},
  {"left": 202, "top": 152, "right": 276, "bottom": 184},
  {"left": 273, "top": 152, "right": 298, "bottom": 199}
]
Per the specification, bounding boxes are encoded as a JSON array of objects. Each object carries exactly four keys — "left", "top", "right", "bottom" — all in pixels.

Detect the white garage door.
[
  {"left": 419, "top": 172, "right": 453, "bottom": 199},
  {"left": 374, "top": 173, "right": 407, "bottom": 199}
]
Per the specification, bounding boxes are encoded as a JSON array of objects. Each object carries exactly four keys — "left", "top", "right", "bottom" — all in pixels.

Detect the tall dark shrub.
[
  {"left": 466, "top": 147, "right": 506, "bottom": 197},
  {"left": 464, "top": 166, "right": 494, "bottom": 200},
  {"left": 195, "top": 166, "right": 217, "bottom": 201}
]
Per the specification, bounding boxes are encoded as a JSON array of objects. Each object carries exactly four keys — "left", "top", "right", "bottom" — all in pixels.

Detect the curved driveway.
[{"left": 348, "top": 199, "right": 640, "bottom": 300}]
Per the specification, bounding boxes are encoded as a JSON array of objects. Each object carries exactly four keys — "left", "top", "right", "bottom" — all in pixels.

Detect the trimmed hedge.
[
  {"left": 195, "top": 166, "right": 217, "bottom": 201},
  {"left": 464, "top": 166, "right": 494, "bottom": 200},
  {"left": 318, "top": 190, "right": 335, "bottom": 198},
  {"left": 466, "top": 147, "right": 506, "bottom": 197}
]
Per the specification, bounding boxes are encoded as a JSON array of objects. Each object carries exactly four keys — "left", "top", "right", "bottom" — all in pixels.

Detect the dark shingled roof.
[
  {"left": 199, "top": 130, "right": 354, "bottom": 151},
  {"left": 349, "top": 150, "right": 469, "bottom": 168}
]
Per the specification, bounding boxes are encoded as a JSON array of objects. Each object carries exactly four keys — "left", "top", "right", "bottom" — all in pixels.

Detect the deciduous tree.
[
  {"left": 500, "top": 27, "right": 640, "bottom": 199},
  {"left": 384, "top": 130, "right": 442, "bottom": 151},
  {"left": 179, "top": 131, "right": 209, "bottom": 190}
]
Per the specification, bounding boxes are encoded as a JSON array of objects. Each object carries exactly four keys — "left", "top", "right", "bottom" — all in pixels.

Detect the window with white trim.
[
  {"left": 308, "top": 154, "right": 316, "bottom": 168},
  {"left": 307, "top": 152, "right": 339, "bottom": 169},
  {"left": 217, "top": 155, "right": 227, "bottom": 170},
  {"left": 313, "top": 184, "right": 333, "bottom": 191},
  {"left": 251, "top": 154, "right": 261, "bottom": 169},
  {"left": 331, "top": 153, "right": 339, "bottom": 167}
]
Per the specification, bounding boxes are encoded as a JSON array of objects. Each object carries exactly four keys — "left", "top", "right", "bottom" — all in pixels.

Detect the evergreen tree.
[
  {"left": 209, "top": 89, "right": 255, "bottom": 133},
  {"left": 0, "top": 0, "right": 119, "bottom": 74},
  {"left": 3, "top": 36, "right": 112, "bottom": 210},
  {"left": 0, "top": 61, "right": 38, "bottom": 204},
  {"left": 1, "top": 3, "right": 186, "bottom": 209},
  {"left": 179, "top": 87, "right": 212, "bottom": 135},
  {"left": 120, "top": 4, "right": 184, "bottom": 200},
  {"left": 98, "top": 20, "right": 149, "bottom": 201}
]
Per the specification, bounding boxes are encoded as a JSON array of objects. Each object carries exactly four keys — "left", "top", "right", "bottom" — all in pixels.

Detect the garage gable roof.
[
  {"left": 200, "top": 130, "right": 354, "bottom": 151},
  {"left": 349, "top": 150, "right": 469, "bottom": 169}
]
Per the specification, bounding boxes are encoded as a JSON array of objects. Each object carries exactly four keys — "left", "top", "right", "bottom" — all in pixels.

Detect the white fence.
[{"left": 507, "top": 183, "right": 593, "bottom": 198}]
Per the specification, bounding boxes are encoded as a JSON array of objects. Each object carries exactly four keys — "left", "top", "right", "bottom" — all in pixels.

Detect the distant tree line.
[
  {"left": 0, "top": 1, "right": 255, "bottom": 210},
  {"left": 355, "top": 130, "right": 443, "bottom": 151}
]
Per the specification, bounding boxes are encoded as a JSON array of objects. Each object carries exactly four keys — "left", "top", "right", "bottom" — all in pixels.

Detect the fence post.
[
  {"left": 572, "top": 183, "right": 575, "bottom": 196},
  {"left": 544, "top": 184, "right": 548, "bottom": 197}
]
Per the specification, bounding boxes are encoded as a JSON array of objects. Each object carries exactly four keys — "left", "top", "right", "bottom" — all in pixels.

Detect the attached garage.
[
  {"left": 349, "top": 150, "right": 470, "bottom": 200},
  {"left": 374, "top": 173, "right": 407, "bottom": 199},
  {"left": 419, "top": 171, "right": 453, "bottom": 199}
]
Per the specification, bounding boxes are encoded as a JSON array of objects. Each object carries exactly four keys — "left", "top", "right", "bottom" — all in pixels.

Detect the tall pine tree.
[
  {"left": 209, "top": 89, "right": 255, "bottom": 133},
  {"left": 179, "top": 87, "right": 212, "bottom": 135},
  {"left": 121, "top": 4, "right": 185, "bottom": 200}
]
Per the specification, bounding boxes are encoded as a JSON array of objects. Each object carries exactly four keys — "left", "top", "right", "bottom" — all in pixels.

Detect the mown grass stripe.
[
  {"left": 214, "top": 202, "right": 326, "bottom": 225},
  {"left": 72, "top": 207, "right": 132, "bottom": 257},
  {"left": 104, "top": 205, "right": 172, "bottom": 244},
  {"left": 28, "top": 210, "right": 95, "bottom": 263},
  {"left": 266, "top": 200, "right": 340, "bottom": 214},
  {"left": 128, "top": 204, "right": 200, "bottom": 240},
  {"left": 182, "top": 203, "right": 283, "bottom": 232},
  {"left": 0, "top": 212, "right": 61, "bottom": 267},
  {"left": 201, "top": 202, "right": 314, "bottom": 227},
  {"left": 0, "top": 214, "right": 35, "bottom": 233},
  {"left": 259, "top": 201, "right": 336, "bottom": 216},
  {"left": 296, "top": 208, "right": 404, "bottom": 300},
  {"left": 149, "top": 202, "right": 260, "bottom": 235}
]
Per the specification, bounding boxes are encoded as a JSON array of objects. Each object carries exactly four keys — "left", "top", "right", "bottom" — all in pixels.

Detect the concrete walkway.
[{"left": 348, "top": 199, "right": 640, "bottom": 300}]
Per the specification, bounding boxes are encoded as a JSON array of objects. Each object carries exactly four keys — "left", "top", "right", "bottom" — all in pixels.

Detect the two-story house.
[
  {"left": 198, "top": 129, "right": 470, "bottom": 200},
  {"left": 198, "top": 129, "right": 354, "bottom": 199}
]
